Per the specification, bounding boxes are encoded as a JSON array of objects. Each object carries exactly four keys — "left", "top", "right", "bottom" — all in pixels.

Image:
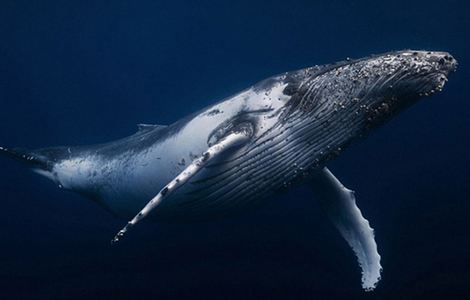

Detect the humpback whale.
[{"left": 0, "top": 50, "right": 457, "bottom": 290}]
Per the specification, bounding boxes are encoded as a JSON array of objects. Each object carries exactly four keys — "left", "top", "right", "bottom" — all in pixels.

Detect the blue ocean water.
[{"left": 0, "top": 0, "right": 469, "bottom": 299}]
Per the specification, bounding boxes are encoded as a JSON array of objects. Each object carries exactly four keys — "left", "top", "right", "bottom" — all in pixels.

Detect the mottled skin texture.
[
  {"left": 0, "top": 50, "right": 458, "bottom": 291},
  {"left": 1, "top": 50, "right": 457, "bottom": 221}
]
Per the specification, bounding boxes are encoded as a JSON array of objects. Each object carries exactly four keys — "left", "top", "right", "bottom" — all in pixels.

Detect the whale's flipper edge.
[
  {"left": 111, "top": 128, "right": 253, "bottom": 244},
  {"left": 310, "top": 168, "right": 382, "bottom": 291}
]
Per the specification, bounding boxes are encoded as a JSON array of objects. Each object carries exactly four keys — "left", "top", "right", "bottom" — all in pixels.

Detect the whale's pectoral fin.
[
  {"left": 310, "top": 168, "right": 382, "bottom": 291},
  {"left": 111, "top": 128, "right": 253, "bottom": 244}
]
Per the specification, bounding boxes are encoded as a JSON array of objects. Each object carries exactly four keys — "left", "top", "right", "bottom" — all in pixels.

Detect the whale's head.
[
  {"left": 349, "top": 50, "right": 458, "bottom": 128},
  {"left": 283, "top": 50, "right": 457, "bottom": 132},
  {"left": 279, "top": 50, "right": 457, "bottom": 167}
]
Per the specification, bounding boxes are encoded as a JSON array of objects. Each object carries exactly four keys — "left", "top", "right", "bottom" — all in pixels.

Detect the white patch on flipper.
[
  {"left": 310, "top": 168, "right": 382, "bottom": 291},
  {"left": 111, "top": 128, "right": 253, "bottom": 243}
]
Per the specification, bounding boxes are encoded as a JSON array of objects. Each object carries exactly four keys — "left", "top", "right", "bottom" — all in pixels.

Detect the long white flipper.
[
  {"left": 111, "top": 129, "right": 252, "bottom": 244},
  {"left": 310, "top": 168, "right": 382, "bottom": 291}
]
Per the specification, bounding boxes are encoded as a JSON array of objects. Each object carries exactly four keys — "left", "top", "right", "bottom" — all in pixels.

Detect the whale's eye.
[{"left": 207, "top": 120, "right": 254, "bottom": 147}]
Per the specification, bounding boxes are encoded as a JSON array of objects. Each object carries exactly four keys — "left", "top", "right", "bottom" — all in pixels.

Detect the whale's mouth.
[
  {"left": 363, "top": 51, "right": 457, "bottom": 129},
  {"left": 386, "top": 52, "right": 457, "bottom": 96},
  {"left": 418, "top": 54, "right": 457, "bottom": 97},
  {"left": 384, "top": 52, "right": 457, "bottom": 99}
]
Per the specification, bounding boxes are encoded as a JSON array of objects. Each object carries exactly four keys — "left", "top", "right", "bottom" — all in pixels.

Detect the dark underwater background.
[{"left": 0, "top": 0, "right": 469, "bottom": 299}]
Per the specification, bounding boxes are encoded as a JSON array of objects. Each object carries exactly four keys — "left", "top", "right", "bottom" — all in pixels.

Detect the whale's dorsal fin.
[
  {"left": 310, "top": 168, "right": 382, "bottom": 291},
  {"left": 136, "top": 123, "right": 168, "bottom": 133}
]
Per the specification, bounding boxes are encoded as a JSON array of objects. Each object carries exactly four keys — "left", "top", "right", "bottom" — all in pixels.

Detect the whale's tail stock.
[
  {"left": 0, "top": 145, "right": 72, "bottom": 184},
  {"left": 1, "top": 144, "right": 81, "bottom": 190},
  {"left": 0, "top": 144, "right": 98, "bottom": 192},
  {"left": 0, "top": 146, "right": 53, "bottom": 170}
]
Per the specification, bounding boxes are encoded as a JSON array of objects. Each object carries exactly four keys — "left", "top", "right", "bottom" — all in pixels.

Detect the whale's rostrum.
[{"left": 0, "top": 50, "right": 457, "bottom": 291}]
